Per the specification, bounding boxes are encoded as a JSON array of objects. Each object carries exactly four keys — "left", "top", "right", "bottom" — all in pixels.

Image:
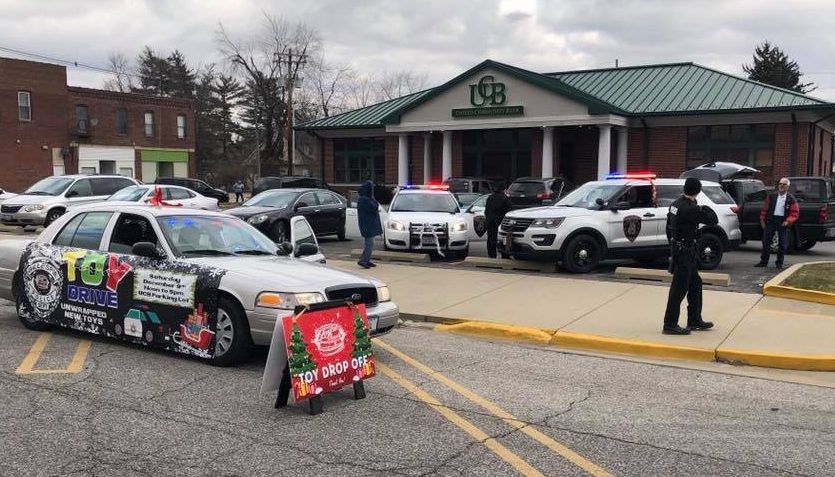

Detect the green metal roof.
[{"left": 297, "top": 61, "right": 832, "bottom": 130}]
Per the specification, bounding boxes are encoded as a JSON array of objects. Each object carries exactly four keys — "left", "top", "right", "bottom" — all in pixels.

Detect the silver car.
[
  {"left": 106, "top": 185, "right": 219, "bottom": 211},
  {"left": 0, "top": 204, "right": 399, "bottom": 366},
  {"left": 1, "top": 175, "right": 139, "bottom": 227}
]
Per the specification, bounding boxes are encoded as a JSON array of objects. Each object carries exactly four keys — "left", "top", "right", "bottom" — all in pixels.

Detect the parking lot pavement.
[
  {"left": 2, "top": 298, "right": 835, "bottom": 476},
  {"left": 318, "top": 235, "right": 835, "bottom": 294}
]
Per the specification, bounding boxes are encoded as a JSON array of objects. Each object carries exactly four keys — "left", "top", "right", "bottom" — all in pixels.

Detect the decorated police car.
[
  {"left": 383, "top": 185, "right": 470, "bottom": 259},
  {"left": 498, "top": 174, "right": 741, "bottom": 273}
]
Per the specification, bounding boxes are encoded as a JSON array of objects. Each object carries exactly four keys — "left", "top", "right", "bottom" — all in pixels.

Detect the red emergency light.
[{"left": 606, "top": 172, "right": 657, "bottom": 180}]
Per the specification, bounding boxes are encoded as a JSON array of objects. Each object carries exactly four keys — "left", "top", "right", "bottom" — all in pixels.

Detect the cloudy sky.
[{"left": 3, "top": 0, "right": 835, "bottom": 100}]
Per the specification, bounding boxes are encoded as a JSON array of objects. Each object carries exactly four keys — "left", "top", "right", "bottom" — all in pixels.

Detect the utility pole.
[{"left": 275, "top": 48, "right": 307, "bottom": 176}]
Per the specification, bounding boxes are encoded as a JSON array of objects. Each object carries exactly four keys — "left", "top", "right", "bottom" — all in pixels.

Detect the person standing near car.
[
  {"left": 755, "top": 178, "right": 799, "bottom": 270},
  {"left": 484, "top": 182, "right": 513, "bottom": 259},
  {"left": 357, "top": 181, "right": 382, "bottom": 269},
  {"left": 232, "top": 180, "right": 245, "bottom": 203},
  {"left": 662, "top": 177, "right": 718, "bottom": 335}
]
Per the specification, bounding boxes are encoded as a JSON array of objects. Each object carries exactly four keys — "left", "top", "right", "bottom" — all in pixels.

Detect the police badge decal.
[
  {"left": 622, "top": 215, "right": 642, "bottom": 243},
  {"left": 22, "top": 255, "right": 63, "bottom": 319}
]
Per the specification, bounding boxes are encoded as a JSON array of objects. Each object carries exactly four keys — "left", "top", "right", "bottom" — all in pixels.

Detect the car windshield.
[
  {"left": 108, "top": 186, "right": 149, "bottom": 202},
  {"left": 243, "top": 191, "right": 298, "bottom": 208},
  {"left": 157, "top": 215, "right": 277, "bottom": 257},
  {"left": 391, "top": 193, "right": 459, "bottom": 213},
  {"left": 556, "top": 183, "right": 622, "bottom": 209},
  {"left": 24, "top": 177, "right": 74, "bottom": 196},
  {"left": 508, "top": 181, "right": 545, "bottom": 194}
]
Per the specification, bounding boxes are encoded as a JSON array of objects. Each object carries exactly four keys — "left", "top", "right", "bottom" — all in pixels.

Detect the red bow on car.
[{"left": 147, "top": 186, "right": 182, "bottom": 207}]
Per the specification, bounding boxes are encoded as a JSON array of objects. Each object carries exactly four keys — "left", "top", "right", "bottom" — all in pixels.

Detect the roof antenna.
[{"left": 615, "top": 58, "right": 619, "bottom": 68}]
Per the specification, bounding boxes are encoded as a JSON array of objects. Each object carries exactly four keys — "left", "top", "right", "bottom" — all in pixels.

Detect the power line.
[{"left": 0, "top": 45, "right": 141, "bottom": 80}]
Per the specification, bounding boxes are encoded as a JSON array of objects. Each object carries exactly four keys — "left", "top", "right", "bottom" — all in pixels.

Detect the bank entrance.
[{"left": 462, "top": 129, "right": 532, "bottom": 182}]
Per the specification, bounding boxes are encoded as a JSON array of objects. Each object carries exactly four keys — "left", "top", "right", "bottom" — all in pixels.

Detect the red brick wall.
[
  {"left": 431, "top": 133, "right": 443, "bottom": 182},
  {"left": 809, "top": 125, "right": 832, "bottom": 177},
  {"left": 0, "top": 58, "right": 69, "bottom": 191},
  {"left": 452, "top": 132, "right": 463, "bottom": 179},
  {"left": 530, "top": 128, "right": 543, "bottom": 178},
  {"left": 628, "top": 128, "right": 647, "bottom": 171},
  {"left": 384, "top": 135, "right": 398, "bottom": 185},
  {"left": 645, "top": 126, "right": 687, "bottom": 179},
  {"left": 323, "top": 138, "right": 334, "bottom": 183},
  {"left": 409, "top": 134, "right": 425, "bottom": 184}
]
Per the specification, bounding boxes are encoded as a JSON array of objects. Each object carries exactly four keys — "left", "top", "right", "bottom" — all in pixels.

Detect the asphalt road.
[
  {"left": 318, "top": 236, "right": 835, "bottom": 294},
  {"left": 2, "top": 298, "right": 834, "bottom": 477}
]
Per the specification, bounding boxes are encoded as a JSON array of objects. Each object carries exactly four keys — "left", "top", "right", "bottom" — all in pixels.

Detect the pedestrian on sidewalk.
[
  {"left": 755, "top": 177, "right": 799, "bottom": 270},
  {"left": 232, "top": 180, "right": 245, "bottom": 203},
  {"left": 484, "top": 182, "right": 513, "bottom": 259},
  {"left": 662, "top": 177, "right": 718, "bottom": 335},
  {"left": 356, "top": 180, "right": 382, "bottom": 269}
]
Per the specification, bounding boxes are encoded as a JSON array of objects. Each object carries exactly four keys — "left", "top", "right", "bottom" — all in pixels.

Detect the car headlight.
[
  {"left": 256, "top": 292, "right": 326, "bottom": 310},
  {"left": 22, "top": 204, "right": 45, "bottom": 213},
  {"left": 452, "top": 220, "right": 467, "bottom": 232},
  {"left": 531, "top": 217, "right": 565, "bottom": 229},
  {"left": 376, "top": 286, "right": 391, "bottom": 302},
  {"left": 247, "top": 214, "right": 269, "bottom": 225},
  {"left": 387, "top": 220, "right": 406, "bottom": 231}
]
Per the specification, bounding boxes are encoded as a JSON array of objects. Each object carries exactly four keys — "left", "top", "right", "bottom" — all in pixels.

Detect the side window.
[
  {"left": 469, "top": 194, "right": 488, "bottom": 213},
  {"left": 297, "top": 192, "right": 318, "bottom": 208},
  {"left": 67, "top": 179, "right": 93, "bottom": 198},
  {"left": 54, "top": 212, "right": 113, "bottom": 250},
  {"left": 91, "top": 178, "right": 133, "bottom": 196},
  {"left": 167, "top": 188, "right": 192, "bottom": 200},
  {"left": 315, "top": 191, "right": 339, "bottom": 205},
  {"left": 655, "top": 185, "right": 681, "bottom": 207},
  {"left": 294, "top": 219, "right": 317, "bottom": 246},
  {"left": 618, "top": 185, "right": 654, "bottom": 207},
  {"left": 108, "top": 213, "right": 159, "bottom": 255},
  {"left": 702, "top": 186, "right": 735, "bottom": 205}
]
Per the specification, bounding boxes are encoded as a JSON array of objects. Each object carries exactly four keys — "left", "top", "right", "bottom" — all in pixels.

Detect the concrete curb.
[
  {"left": 550, "top": 331, "right": 716, "bottom": 362},
  {"left": 459, "top": 256, "right": 556, "bottom": 273},
  {"left": 762, "top": 262, "right": 835, "bottom": 306},
  {"left": 350, "top": 249, "right": 431, "bottom": 263},
  {"left": 434, "top": 321, "right": 555, "bottom": 344},
  {"left": 716, "top": 348, "right": 835, "bottom": 372}
]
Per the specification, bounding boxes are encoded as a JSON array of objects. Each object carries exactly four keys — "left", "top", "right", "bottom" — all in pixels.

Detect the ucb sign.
[{"left": 469, "top": 75, "right": 507, "bottom": 107}]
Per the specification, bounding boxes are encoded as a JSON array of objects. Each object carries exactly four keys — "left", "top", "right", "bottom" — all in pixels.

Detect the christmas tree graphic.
[
  {"left": 350, "top": 307, "right": 374, "bottom": 378},
  {"left": 288, "top": 320, "right": 317, "bottom": 397}
]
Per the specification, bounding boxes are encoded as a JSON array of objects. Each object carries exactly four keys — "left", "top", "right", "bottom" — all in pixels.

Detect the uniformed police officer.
[{"left": 662, "top": 177, "right": 718, "bottom": 335}]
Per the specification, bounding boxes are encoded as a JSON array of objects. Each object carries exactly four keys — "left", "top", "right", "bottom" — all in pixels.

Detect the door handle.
[{"left": 643, "top": 213, "right": 655, "bottom": 217}]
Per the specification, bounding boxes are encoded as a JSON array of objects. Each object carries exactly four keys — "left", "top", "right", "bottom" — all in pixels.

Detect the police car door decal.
[{"left": 622, "top": 215, "right": 642, "bottom": 242}]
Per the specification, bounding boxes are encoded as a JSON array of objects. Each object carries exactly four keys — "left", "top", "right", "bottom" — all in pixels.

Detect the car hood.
[
  {"left": 506, "top": 206, "right": 594, "bottom": 219},
  {"left": 3, "top": 194, "right": 62, "bottom": 206},
  {"left": 387, "top": 211, "right": 463, "bottom": 224},
  {"left": 226, "top": 206, "right": 286, "bottom": 218},
  {"left": 183, "top": 255, "right": 377, "bottom": 291}
]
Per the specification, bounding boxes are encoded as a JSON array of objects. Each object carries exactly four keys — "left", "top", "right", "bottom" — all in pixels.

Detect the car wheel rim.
[
  {"left": 701, "top": 239, "right": 719, "bottom": 264},
  {"left": 575, "top": 242, "right": 593, "bottom": 267},
  {"left": 215, "top": 309, "right": 234, "bottom": 356}
]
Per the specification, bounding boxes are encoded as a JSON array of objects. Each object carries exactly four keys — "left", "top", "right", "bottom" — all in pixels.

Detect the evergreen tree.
[
  {"left": 134, "top": 46, "right": 172, "bottom": 96},
  {"left": 287, "top": 322, "right": 316, "bottom": 375},
  {"left": 743, "top": 41, "right": 815, "bottom": 93},
  {"left": 166, "top": 50, "right": 196, "bottom": 99},
  {"left": 351, "top": 309, "right": 372, "bottom": 358}
]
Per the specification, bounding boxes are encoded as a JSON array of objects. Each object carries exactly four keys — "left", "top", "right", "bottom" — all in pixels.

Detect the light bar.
[
  {"left": 606, "top": 172, "right": 657, "bottom": 180},
  {"left": 400, "top": 184, "right": 449, "bottom": 190}
]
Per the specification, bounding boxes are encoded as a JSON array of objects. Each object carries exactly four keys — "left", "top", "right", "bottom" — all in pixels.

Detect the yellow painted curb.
[
  {"left": 550, "top": 331, "right": 715, "bottom": 362},
  {"left": 717, "top": 348, "right": 835, "bottom": 372},
  {"left": 763, "top": 262, "right": 835, "bottom": 306},
  {"left": 434, "top": 321, "right": 555, "bottom": 345}
]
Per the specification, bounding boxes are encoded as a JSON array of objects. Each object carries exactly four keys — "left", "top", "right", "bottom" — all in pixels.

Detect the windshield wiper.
[
  {"left": 234, "top": 249, "right": 273, "bottom": 255},
  {"left": 181, "top": 249, "right": 235, "bottom": 256},
  {"left": 26, "top": 191, "right": 53, "bottom": 196}
]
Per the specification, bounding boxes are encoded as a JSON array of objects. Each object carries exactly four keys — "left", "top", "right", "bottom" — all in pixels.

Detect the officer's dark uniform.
[
  {"left": 662, "top": 178, "right": 718, "bottom": 335},
  {"left": 484, "top": 188, "right": 513, "bottom": 259}
]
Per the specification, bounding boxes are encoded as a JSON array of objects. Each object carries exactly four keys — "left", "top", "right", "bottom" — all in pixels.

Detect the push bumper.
[
  {"left": 497, "top": 228, "right": 564, "bottom": 261},
  {"left": 385, "top": 228, "right": 469, "bottom": 252}
]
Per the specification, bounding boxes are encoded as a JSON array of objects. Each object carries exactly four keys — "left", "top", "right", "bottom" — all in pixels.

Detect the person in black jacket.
[
  {"left": 356, "top": 181, "right": 382, "bottom": 269},
  {"left": 484, "top": 182, "right": 513, "bottom": 259},
  {"left": 662, "top": 178, "right": 719, "bottom": 335}
]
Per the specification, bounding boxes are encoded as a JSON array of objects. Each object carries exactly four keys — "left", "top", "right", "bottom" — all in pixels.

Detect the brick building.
[
  {"left": 298, "top": 60, "right": 835, "bottom": 197},
  {"left": 0, "top": 57, "right": 195, "bottom": 192}
]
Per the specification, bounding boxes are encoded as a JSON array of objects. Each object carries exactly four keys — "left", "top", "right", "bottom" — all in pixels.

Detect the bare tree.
[
  {"left": 102, "top": 52, "right": 135, "bottom": 92},
  {"left": 377, "top": 70, "right": 429, "bottom": 100},
  {"left": 348, "top": 72, "right": 378, "bottom": 109},
  {"left": 304, "top": 53, "right": 352, "bottom": 118}
]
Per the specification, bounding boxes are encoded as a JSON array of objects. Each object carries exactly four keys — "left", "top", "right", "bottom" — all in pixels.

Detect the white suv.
[
  {"left": 1, "top": 175, "right": 140, "bottom": 227},
  {"left": 384, "top": 187, "right": 470, "bottom": 258},
  {"left": 498, "top": 176, "right": 741, "bottom": 273}
]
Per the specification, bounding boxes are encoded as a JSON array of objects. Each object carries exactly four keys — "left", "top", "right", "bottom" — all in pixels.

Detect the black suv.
[
  {"left": 252, "top": 176, "right": 329, "bottom": 196},
  {"left": 154, "top": 177, "right": 229, "bottom": 203},
  {"left": 506, "top": 177, "right": 573, "bottom": 209},
  {"left": 444, "top": 177, "right": 502, "bottom": 194}
]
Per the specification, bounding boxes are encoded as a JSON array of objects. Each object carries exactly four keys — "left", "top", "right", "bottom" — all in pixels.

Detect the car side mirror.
[
  {"left": 277, "top": 241, "right": 294, "bottom": 256},
  {"left": 295, "top": 202, "right": 308, "bottom": 211},
  {"left": 66, "top": 190, "right": 79, "bottom": 198},
  {"left": 295, "top": 242, "right": 319, "bottom": 258},
  {"left": 132, "top": 242, "right": 163, "bottom": 260},
  {"left": 595, "top": 198, "right": 605, "bottom": 207}
]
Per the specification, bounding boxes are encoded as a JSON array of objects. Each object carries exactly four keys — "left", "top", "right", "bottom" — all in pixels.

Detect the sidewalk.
[{"left": 331, "top": 260, "right": 835, "bottom": 372}]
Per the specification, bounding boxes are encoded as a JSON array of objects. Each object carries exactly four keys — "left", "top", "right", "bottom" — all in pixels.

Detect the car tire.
[
  {"left": 211, "top": 296, "right": 253, "bottom": 367},
  {"left": 696, "top": 233, "right": 723, "bottom": 270},
  {"left": 795, "top": 237, "right": 817, "bottom": 252},
  {"left": 14, "top": 275, "right": 51, "bottom": 332},
  {"left": 562, "top": 234, "right": 601, "bottom": 273},
  {"left": 271, "top": 221, "right": 289, "bottom": 243},
  {"left": 337, "top": 222, "right": 346, "bottom": 241},
  {"left": 43, "top": 209, "right": 64, "bottom": 227},
  {"left": 452, "top": 245, "right": 469, "bottom": 260}
]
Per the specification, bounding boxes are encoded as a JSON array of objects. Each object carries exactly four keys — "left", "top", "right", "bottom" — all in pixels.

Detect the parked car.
[
  {"left": 226, "top": 189, "right": 347, "bottom": 242},
  {"left": 0, "top": 186, "right": 17, "bottom": 203},
  {"left": 499, "top": 175, "right": 741, "bottom": 272},
  {"left": 154, "top": 177, "right": 229, "bottom": 203},
  {"left": 383, "top": 186, "right": 469, "bottom": 258},
  {"left": 1, "top": 175, "right": 139, "bottom": 227},
  {"left": 444, "top": 177, "right": 502, "bottom": 194},
  {"left": 680, "top": 162, "right": 765, "bottom": 207},
  {"left": 506, "top": 177, "right": 573, "bottom": 209},
  {"left": 0, "top": 204, "right": 398, "bottom": 366},
  {"left": 454, "top": 192, "right": 482, "bottom": 208},
  {"left": 252, "top": 176, "right": 330, "bottom": 196},
  {"left": 106, "top": 185, "right": 219, "bottom": 211}
]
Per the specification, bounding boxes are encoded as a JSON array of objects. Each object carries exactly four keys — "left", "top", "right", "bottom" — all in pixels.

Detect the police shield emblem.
[
  {"left": 623, "top": 215, "right": 642, "bottom": 242},
  {"left": 474, "top": 216, "right": 487, "bottom": 237}
]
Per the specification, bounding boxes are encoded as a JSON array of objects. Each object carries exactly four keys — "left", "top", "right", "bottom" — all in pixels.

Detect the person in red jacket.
[{"left": 755, "top": 178, "right": 800, "bottom": 269}]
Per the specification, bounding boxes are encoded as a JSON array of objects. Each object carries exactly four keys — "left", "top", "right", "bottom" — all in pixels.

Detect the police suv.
[
  {"left": 383, "top": 185, "right": 470, "bottom": 259},
  {"left": 498, "top": 174, "right": 741, "bottom": 273}
]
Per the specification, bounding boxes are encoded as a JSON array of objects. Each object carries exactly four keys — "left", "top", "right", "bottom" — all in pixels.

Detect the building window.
[
  {"left": 18, "top": 91, "right": 31, "bottom": 121},
  {"left": 333, "top": 138, "right": 385, "bottom": 184},
  {"left": 116, "top": 108, "right": 128, "bottom": 135},
  {"left": 75, "top": 105, "right": 89, "bottom": 134},
  {"left": 686, "top": 124, "right": 775, "bottom": 170},
  {"left": 177, "top": 114, "right": 186, "bottom": 139},
  {"left": 144, "top": 111, "right": 155, "bottom": 137}
]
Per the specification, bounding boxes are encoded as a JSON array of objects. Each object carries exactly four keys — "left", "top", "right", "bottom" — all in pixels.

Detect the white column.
[
  {"left": 597, "top": 124, "right": 612, "bottom": 180},
  {"left": 398, "top": 133, "right": 409, "bottom": 186},
  {"left": 442, "top": 131, "right": 452, "bottom": 181},
  {"left": 541, "top": 126, "right": 554, "bottom": 178},
  {"left": 617, "top": 127, "right": 628, "bottom": 174},
  {"left": 423, "top": 133, "right": 432, "bottom": 184}
]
